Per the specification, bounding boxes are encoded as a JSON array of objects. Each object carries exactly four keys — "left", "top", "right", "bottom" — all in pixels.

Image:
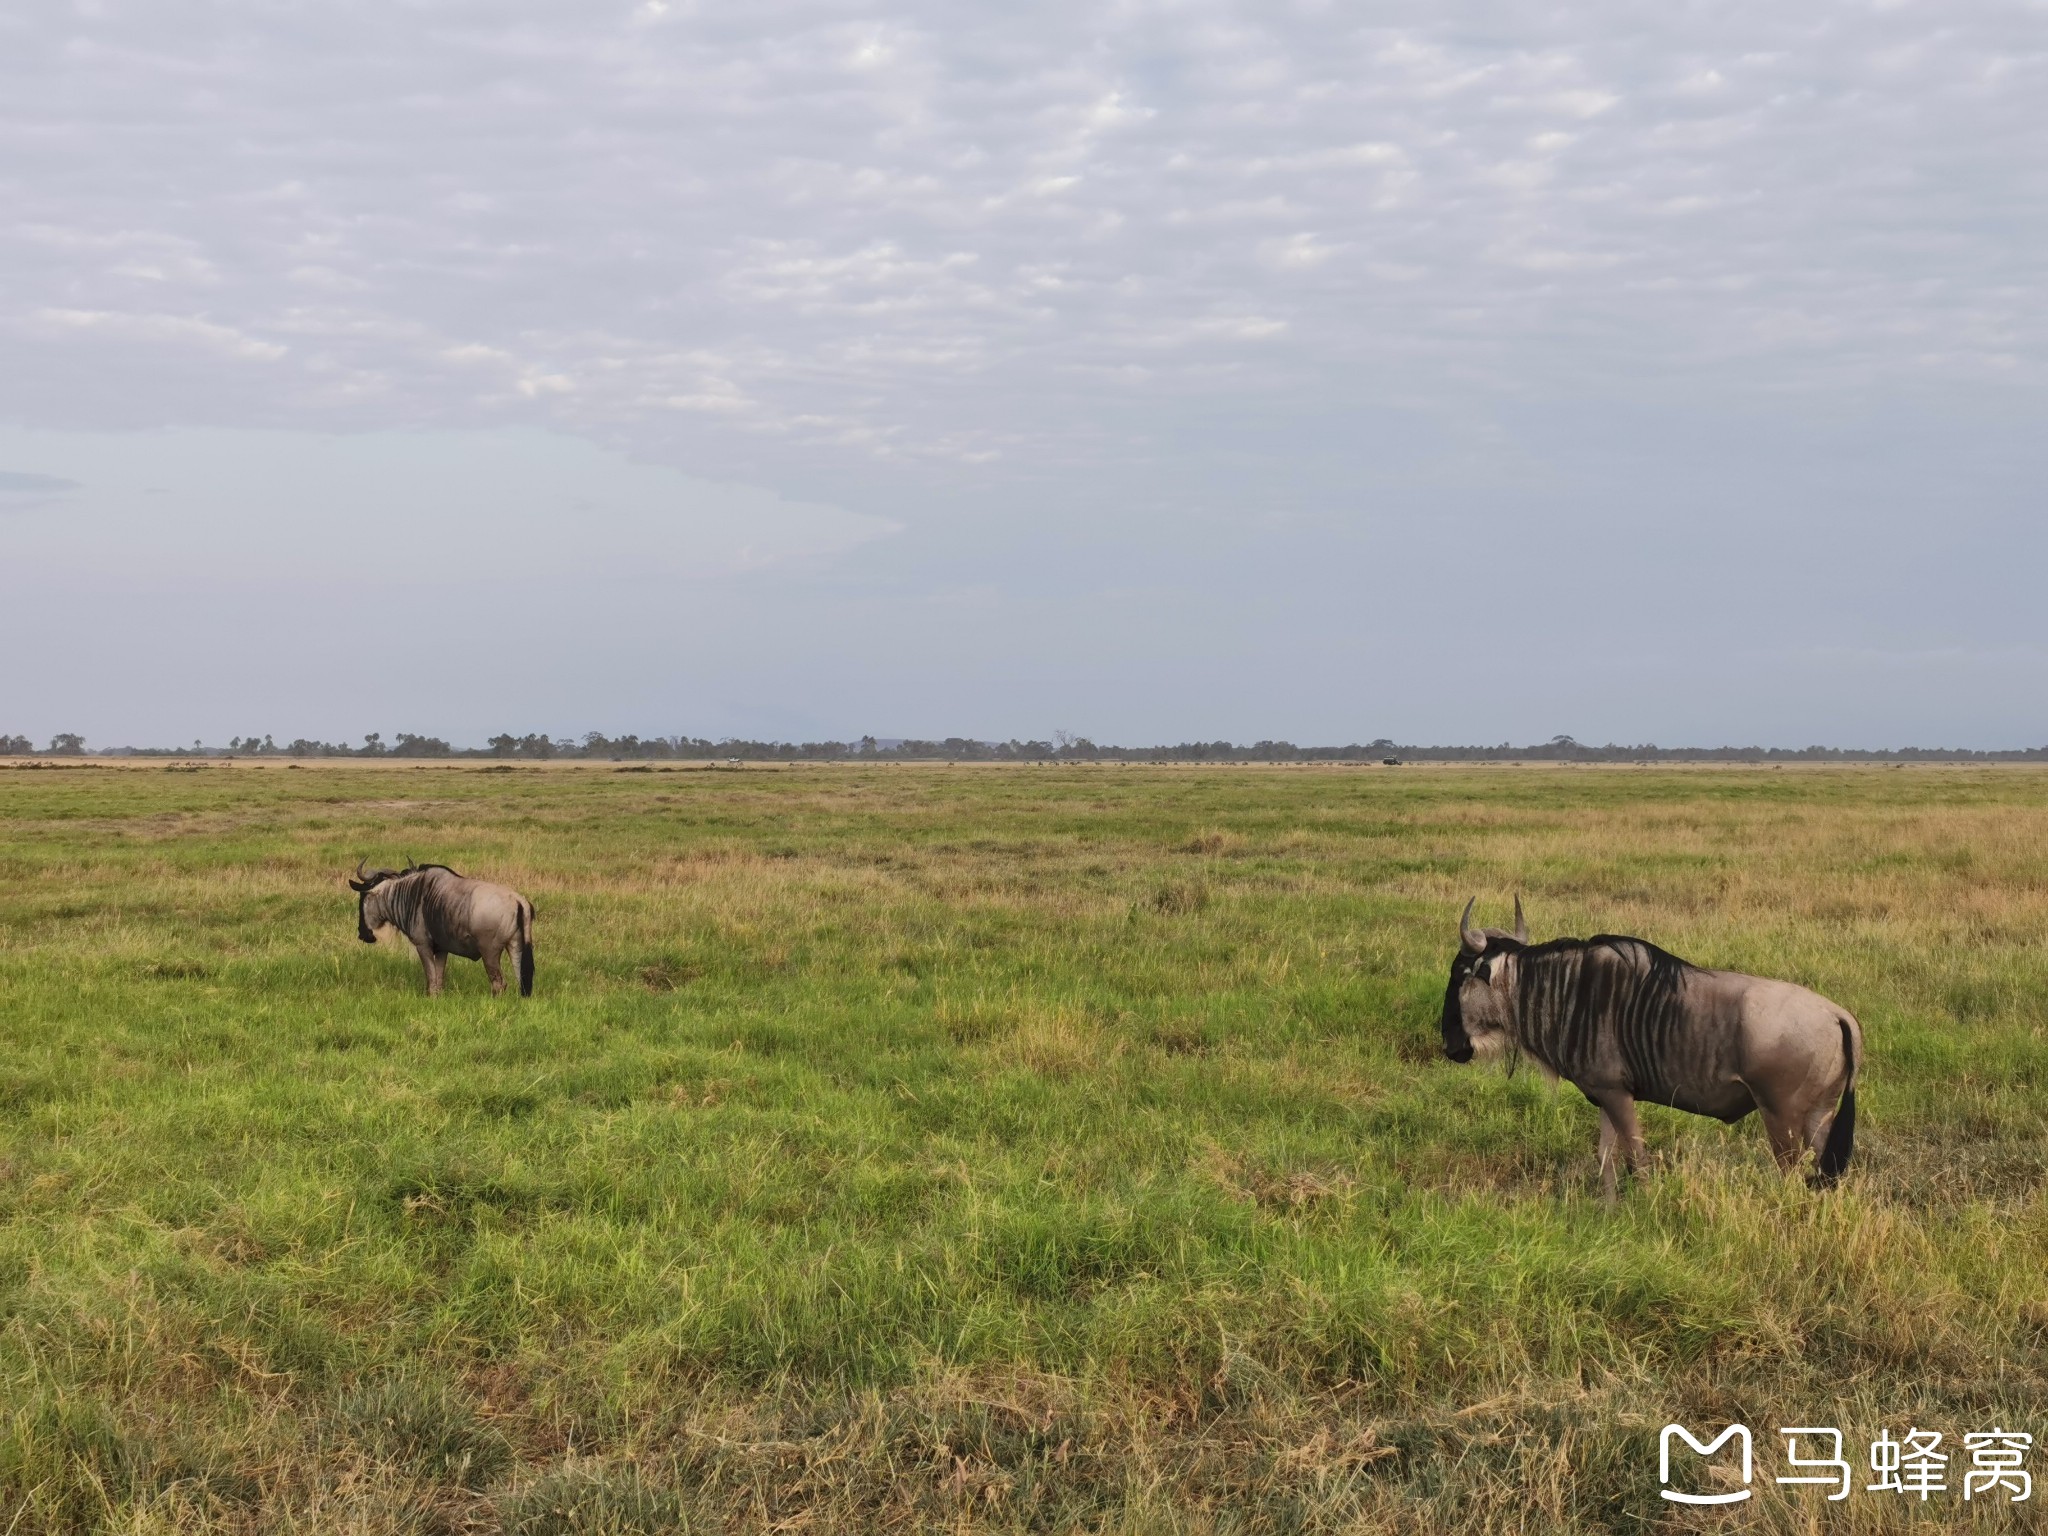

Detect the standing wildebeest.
[
  {"left": 349, "top": 860, "right": 535, "bottom": 997},
  {"left": 1440, "top": 897, "right": 1861, "bottom": 1196}
]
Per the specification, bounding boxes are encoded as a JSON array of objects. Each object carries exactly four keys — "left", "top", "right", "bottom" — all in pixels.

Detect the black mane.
[
  {"left": 358, "top": 861, "right": 462, "bottom": 889},
  {"left": 376, "top": 864, "right": 463, "bottom": 935},
  {"left": 1508, "top": 933, "right": 1701, "bottom": 1094},
  {"left": 355, "top": 862, "right": 463, "bottom": 941},
  {"left": 1527, "top": 932, "right": 1699, "bottom": 974}
]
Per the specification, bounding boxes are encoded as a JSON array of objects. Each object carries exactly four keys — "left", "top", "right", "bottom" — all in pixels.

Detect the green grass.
[{"left": 2, "top": 760, "right": 2045, "bottom": 1532}]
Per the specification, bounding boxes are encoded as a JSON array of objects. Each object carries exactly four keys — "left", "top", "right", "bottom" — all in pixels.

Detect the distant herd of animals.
[{"left": 347, "top": 864, "right": 1862, "bottom": 1194}]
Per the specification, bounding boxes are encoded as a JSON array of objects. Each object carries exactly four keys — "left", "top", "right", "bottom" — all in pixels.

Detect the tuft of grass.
[
  {"left": 1182, "top": 827, "right": 1245, "bottom": 855},
  {"left": 501, "top": 1465, "right": 692, "bottom": 1535},
  {"left": 334, "top": 1373, "right": 511, "bottom": 1488},
  {"left": 1150, "top": 876, "right": 1211, "bottom": 913}
]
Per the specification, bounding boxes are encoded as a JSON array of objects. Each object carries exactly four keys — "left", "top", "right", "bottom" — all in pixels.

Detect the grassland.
[{"left": 2, "top": 759, "right": 2046, "bottom": 1533}]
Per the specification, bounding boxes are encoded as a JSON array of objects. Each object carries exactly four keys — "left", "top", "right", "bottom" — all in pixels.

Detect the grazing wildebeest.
[
  {"left": 1440, "top": 897, "right": 1861, "bottom": 1196},
  {"left": 348, "top": 860, "right": 534, "bottom": 997}
]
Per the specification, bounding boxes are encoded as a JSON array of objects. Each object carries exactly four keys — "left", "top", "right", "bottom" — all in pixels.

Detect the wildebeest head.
[
  {"left": 348, "top": 859, "right": 402, "bottom": 942},
  {"left": 1441, "top": 895, "right": 1527, "bottom": 1063}
]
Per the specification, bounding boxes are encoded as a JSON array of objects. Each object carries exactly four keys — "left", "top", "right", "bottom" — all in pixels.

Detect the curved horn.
[
  {"left": 1459, "top": 896, "right": 1487, "bottom": 952},
  {"left": 1513, "top": 893, "right": 1527, "bottom": 943},
  {"left": 349, "top": 857, "right": 370, "bottom": 892}
]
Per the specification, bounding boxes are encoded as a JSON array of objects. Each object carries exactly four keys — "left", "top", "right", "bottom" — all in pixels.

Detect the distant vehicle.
[
  {"left": 1440, "top": 897, "right": 1860, "bottom": 1196},
  {"left": 1382, "top": 757, "right": 1401, "bottom": 766},
  {"left": 349, "top": 860, "right": 535, "bottom": 997}
]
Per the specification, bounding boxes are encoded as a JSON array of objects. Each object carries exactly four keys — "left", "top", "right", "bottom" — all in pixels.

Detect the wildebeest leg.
[
  {"left": 413, "top": 940, "right": 445, "bottom": 997},
  {"left": 1801, "top": 1101, "right": 1842, "bottom": 1174},
  {"left": 1754, "top": 1099, "right": 1808, "bottom": 1173},
  {"left": 1585, "top": 1090, "right": 1648, "bottom": 1202},
  {"left": 1738, "top": 1072, "right": 1813, "bottom": 1174},
  {"left": 482, "top": 945, "right": 506, "bottom": 997},
  {"left": 1794, "top": 1064, "right": 1853, "bottom": 1178},
  {"left": 1596, "top": 1113, "right": 1620, "bottom": 1203}
]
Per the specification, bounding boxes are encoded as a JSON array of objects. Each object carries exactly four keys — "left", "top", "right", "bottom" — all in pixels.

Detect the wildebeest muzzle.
[
  {"left": 1441, "top": 958, "right": 1476, "bottom": 1060},
  {"left": 350, "top": 859, "right": 386, "bottom": 943}
]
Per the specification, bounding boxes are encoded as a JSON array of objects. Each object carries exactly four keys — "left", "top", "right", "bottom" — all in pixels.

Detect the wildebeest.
[
  {"left": 348, "top": 860, "right": 535, "bottom": 997},
  {"left": 1440, "top": 897, "right": 1861, "bottom": 1196}
]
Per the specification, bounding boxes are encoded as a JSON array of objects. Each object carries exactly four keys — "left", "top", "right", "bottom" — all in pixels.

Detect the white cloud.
[
  {"left": 31, "top": 308, "right": 286, "bottom": 361},
  {"left": 3, "top": 0, "right": 2037, "bottom": 454},
  {"left": 0, "top": 469, "right": 81, "bottom": 515},
  {"left": 0, "top": 425, "right": 899, "bottom": 588},
  {"left": 513, "top": 373, "right": 575, "bottom": 398},
  {"left": 1259, "top": 232, "right": 1336, "bottom": 268}
]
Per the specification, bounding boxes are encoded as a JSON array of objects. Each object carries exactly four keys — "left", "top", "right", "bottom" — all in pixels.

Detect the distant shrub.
[{"left": 1151, "top": 879, "right": 1211, "bottom": 915}]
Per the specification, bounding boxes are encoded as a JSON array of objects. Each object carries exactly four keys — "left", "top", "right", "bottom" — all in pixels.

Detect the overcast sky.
[{"left": 3, "top": 1, "right": 2043, "bottom": 748}]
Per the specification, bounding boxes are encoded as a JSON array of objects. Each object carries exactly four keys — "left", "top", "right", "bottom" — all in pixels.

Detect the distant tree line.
[
  {"left": 3, "top": 733, "right": 84, "bottom": 755},
  {"left": 9, "top": 729, "right": 2048, "bottom": 762}
]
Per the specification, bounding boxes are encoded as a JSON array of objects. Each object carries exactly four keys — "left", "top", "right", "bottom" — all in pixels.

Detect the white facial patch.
[
  {"left": 1460, "top": 974, "right": 1511, "bottom": 1033},
  {"left": 1467, "top": 1030, "right": 1513, "bottom": 1062}
]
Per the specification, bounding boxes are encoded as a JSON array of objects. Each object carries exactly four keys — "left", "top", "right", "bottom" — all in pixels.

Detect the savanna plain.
[{"left": 2, "top": 760, "right": 2046, "bottom": 1534}]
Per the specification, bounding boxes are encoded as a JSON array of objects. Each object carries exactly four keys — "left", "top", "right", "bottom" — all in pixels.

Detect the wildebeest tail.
[
  {"left": 1815, "top": 1016, "right": 1859, "bottom": 1184},
  {"left": 518, "top": 899, "right": 535, "bottom": 997}
]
